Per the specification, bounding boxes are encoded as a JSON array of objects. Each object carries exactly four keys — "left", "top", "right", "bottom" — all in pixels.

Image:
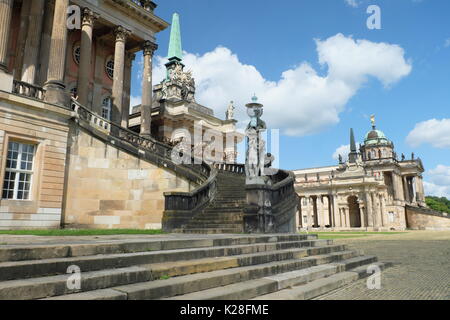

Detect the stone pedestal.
[
  {"left": 244, "top": 186, "right": 274, "bottom": 234},
  {"left": 0, "top": 72, "right": 13, "bottom": 92}
]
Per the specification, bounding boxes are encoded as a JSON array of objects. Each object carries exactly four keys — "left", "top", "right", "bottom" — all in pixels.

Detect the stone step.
[
  {"left": 185, "top": 222, "right": 243, "bottom": 228},
  {"left": 55, "top": 250, "right": 358, "bottom": 300},
  {"left": 180, "top": 228, "right": 243, "bottom": 234},
  {"left": 165, "top": 264, "right": 340, "bottom": 300},
  {"left": 252, "top": 261, "right": 390, "bottom": 300},
  {"left": 201, "top": 208, "right": 245, "bottom": 213},
  {"left": 147, "top": 244, "right": 347, "bottom": 279},
  {"left": 0, "top": 239, "right": 327, "bottom": 281},
  {"left": 168, "top": 255, "right": 379, "bottom": 301},
  {"left": 0, "top": 234, "right": 315, "bottom": 263},
  {"left": 0, "top": 266, "right": 151, "bottom": 300}
]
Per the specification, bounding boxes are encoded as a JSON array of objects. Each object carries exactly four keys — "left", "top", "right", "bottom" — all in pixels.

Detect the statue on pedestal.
[{"left": 225, "top": 101, "right": 235, "bottom": 120}]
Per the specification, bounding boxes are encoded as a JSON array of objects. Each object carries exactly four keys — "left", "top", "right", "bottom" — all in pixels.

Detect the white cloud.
[
  {"left": 406, "top": 119, "right": 450, "bottom": 149},
  {"left": 345, "top": 0, "right": 360, "bottom": 8},
  {"left": 332, "top": 142, "right": 361, "bottom": 162},
  {"left": 445, "top": 39, "right": 450, "bottom": 48},
  {"left": 424, "top": 165, "right": 450, "bottom": 198},
  {"left": 333, "top": 144, "right": 350, "bottom": 162},
  {"left": 130, "top": 95, "right": 141, "bottom": 108},
  {"left": 152, "top": 33, "right": 412, "bottom": 136}
]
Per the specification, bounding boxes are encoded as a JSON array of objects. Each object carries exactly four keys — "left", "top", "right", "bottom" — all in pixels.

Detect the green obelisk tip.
[{"left": 167, "top": 13, "right": 183, "bottom": 61}]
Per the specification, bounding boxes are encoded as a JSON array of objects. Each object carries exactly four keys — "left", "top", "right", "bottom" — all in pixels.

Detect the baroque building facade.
[
  {"left": 293, "top": 118, "right": 446, "bottom": 231},
  {"left": 0, "top": 0, "right": 242, "bottom": 230}
]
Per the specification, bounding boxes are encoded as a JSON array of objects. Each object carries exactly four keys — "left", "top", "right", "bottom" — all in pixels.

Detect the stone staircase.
[
  {"left": 181, "top": 171, "right": 246, "bottom": 234},
  {"left": 0, "top": 234, "right": 391, "bottom": 300}
]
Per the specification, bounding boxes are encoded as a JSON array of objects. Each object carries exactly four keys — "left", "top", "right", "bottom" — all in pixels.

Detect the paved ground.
[{"left": 315, "top": 231, "right": 450, "bottom": 300}]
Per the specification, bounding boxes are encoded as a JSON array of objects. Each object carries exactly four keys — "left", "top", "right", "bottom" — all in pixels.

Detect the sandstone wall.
[
  {"left": 0, "top": 92, "right": 72, "bottom": 229},
  {"left": 406, "top": 207, "right": 450, "bottom": 231},
  {"left": 63, "top": 125, "right": 192, "bottom": 229}
]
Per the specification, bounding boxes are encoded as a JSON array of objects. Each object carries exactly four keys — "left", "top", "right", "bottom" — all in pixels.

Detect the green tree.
[{"left": 425, "top": 196, "right": 450, "bottom": 213}]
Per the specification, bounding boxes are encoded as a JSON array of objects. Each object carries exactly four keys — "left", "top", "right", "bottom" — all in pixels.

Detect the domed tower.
[{"left": 361, "top": 115, "right": 395, "bottom": 161}]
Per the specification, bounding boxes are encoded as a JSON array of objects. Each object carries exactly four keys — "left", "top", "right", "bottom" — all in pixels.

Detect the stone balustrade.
[{"left": 12, "top": 80, "right": 45, "bottom": 101}]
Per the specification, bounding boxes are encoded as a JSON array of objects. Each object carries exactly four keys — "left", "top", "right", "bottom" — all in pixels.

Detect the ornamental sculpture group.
[{"left": 244, "top": 96, "right": 279, "bottom": 233}]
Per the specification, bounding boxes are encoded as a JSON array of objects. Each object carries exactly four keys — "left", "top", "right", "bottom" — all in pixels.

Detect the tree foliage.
[{"left": 425, "top": 196, "right": 450, "bottom": 213}]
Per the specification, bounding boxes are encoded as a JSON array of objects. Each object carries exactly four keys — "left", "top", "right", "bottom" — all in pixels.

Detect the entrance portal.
[{"left": 347, "top": 196, "right": 361, "bottom": 228}]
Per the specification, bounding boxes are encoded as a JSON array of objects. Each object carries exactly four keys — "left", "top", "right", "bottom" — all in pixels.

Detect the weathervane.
[{"left": 370, "top": 114, "right": 376, "bottom": 129}]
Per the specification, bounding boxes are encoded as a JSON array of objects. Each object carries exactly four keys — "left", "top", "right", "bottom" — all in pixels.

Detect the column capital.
[
  {"left": 82, "top": 7, "right": 99, "bottom": 27},
  {"left": 126, "top": 51, "right": 136, "bottom": 61},
  {"left": 114, "top": 26, "right": 131, "bottom": 43},
  {"left": 142, "top": 40, "right": 158, "bottom": 56}
]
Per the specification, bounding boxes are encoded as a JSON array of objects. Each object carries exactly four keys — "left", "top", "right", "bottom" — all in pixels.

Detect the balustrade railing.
[
  {"left": 129, "top": 0, "right": 156, "bottom": 11},
  {"left": 71, "top": 98, "right": 211, "bottom": 182},
  {"left": 213, "top": 163, "right": 245, "bottom": 174},
  {"left": 12, "top": 80, "right": 45, "bottom": 101}
]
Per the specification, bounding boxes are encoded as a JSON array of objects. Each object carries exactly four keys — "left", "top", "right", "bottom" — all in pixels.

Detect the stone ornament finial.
[
  {"left": 114, "top": 26, "right": 131, "bottom": 42},
  {"left": 81, "top": 8, "right": 99, "bottom": 27},
  {"left": 142, "top": 41, "right": 158, "bottom": 56}
]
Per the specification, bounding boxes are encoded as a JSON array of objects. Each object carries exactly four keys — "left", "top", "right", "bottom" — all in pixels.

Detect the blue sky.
[{"left": 131, "top": 0, "right": 450, "bottom": 197}]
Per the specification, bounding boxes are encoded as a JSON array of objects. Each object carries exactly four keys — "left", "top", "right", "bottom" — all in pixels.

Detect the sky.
[{"left": 130, "top": 0, "right": 450, "bottom": 198}]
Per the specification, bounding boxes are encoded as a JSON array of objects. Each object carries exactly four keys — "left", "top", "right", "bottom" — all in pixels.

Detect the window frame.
[
  {"left": 2, "top": 141, "right": 36, "bottom": 201},
  {"left": 102, "top": 97, "right": 112, "bottom": 120}
]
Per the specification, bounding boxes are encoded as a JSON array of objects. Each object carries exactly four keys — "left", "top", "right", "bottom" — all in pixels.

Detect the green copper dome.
[{"left": 364, "top": 129, "right": 390, "bottom": 145}]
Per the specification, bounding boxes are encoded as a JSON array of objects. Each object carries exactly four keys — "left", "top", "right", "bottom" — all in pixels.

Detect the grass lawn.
[
  {"left": 309, "top": 231, "right": 407, "bottom": 240},
  {"left": 0, "top": 229, "right": 165, "bottom": 236}
]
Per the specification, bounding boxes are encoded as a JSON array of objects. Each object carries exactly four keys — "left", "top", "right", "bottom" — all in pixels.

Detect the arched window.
[
  {"left": 102, "top": 97, "right": 112, "bottom": 120},
  {"left": 73, "top": 44, "right": 81, "bottom": 65},
  {"left": 105, "top": 57, "right": 114, "bottom": 79}
]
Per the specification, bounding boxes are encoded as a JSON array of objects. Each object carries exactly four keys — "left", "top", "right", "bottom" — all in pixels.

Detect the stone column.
[
  {"left": 373, "top": 194, "right": 381, "bottom": 227},
  {"left": 44, "top": 0, "right": 70, "bottom": 106},
  {"left": 37, "top": 0, "right": 55, "bottom": 86},
  {"left": 306, "top": 196, "right": 312, "bottom": 229},
  {"left": 297, "top": 197, "right": 303, "bottom": 228},
  {"left": 316, "top": 196, "right": 323, "bottom": 227},
  {"left": 14, "top": 0, "right": 31, "bottom": 80},
  {"left": 332, "top": 194, "right": 339, "bottom": 227},
  {"left": 77, "top": 8, "right": 99, "bottom": 107},
  {"left": 366, "top": 192, "right": 374, "bottom": 227},
  {"left": 323, "top": 196, "right": 330, "bottom": 226},
  {"left": 393, "top": 173, "right": 402, "bottom": 201},
  {"left": 359, "top": 203, "right": 366, "bottom": 228},
  {"left": 21, "top": 0, "right": 45, "bottom": 84},
  {"left": 0, "top": 0, "right": 14, "bottom": 73},
  {"left": 141, "top": 41, "right": 158, "bottom": 137},
  {"left": 111, "top": 26, "right": 130, "bottom": 127},
  {"left": 380, "top": 195, "right": 386, "bottom": 227},
  {"left": 123, "top": 52, "right": 135, "bottom": 118},
  {"left": 402, "top": 176, "right": 409, "bottom": 202}
]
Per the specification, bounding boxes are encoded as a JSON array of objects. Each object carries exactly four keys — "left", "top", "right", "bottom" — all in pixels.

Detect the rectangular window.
[{"left": 2, "top": 141, "right": 35, "bottom": 200}]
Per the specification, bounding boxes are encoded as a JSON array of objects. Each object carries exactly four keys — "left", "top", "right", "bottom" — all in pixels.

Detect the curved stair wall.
[{"left": 63, "top": 100, "right": 213, "bottom": 230}]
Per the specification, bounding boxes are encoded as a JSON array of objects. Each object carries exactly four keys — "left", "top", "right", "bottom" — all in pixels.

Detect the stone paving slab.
[{"left": 314, "top": 231, "right": 450, "bottom": 300}]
